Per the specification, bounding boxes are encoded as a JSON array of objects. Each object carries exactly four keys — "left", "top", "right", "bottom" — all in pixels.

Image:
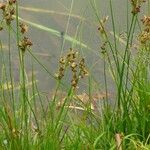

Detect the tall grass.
[{"left": 0, "top": 0, "right": 150, "bottom": 149}]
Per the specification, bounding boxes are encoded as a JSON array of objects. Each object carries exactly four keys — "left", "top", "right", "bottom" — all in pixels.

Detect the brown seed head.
[
  {"left": 0, "top": 3, "right": 6, "bottom": 10},
  {"left": 10, "top": 8, "right": 15, "bottom": 15},
  {"left": 19, "top": 37, "right": 32, "bottom": 52},
  {"left": 141, "top": 16, "right": 150, "bottom": 27},
  {"left": 19, "top": 23, "right": 28, "bottom": 34},
  {"left": 9, "top": 0, "right": 16, "bottom": 5},
  {"left": 71, "top": 62, "right": 77, "bottom": 69},
  {"left": 59, "top": 57, "right": 66, "bottom": 64}
]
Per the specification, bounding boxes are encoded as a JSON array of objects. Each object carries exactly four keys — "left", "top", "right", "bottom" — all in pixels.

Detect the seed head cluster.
[
  {"left": 98, "top": 16, "right": 109, "bottom": 35},
  {"left": 55, "top": 48, "right": 88, "bottom": 89},
  {"left": 19, "top": 23, "right": 32, "bottom": 53},
  {"left": 97, "top": 16, "right": 109, "bottom": 55},
  {"left": 100, "top": 41, "right": 108, "bottom": 55},
  {"left": 19, "top": 36, "right": 32, "bottom": 53},
  {"left": 0, "top": 1, "right": 32, "bottom": 53},
  {"left": 130, "top": 0, "right": 146, "bottom": 14},
  {"left": 19, "top": 23, "right": 28, "bottom": 34},
  {"left": 0, "top": 0, "right": 16, "bottom": 26},
  {"left": 139, "top": 16, "right": 150, "bottom": 45}
]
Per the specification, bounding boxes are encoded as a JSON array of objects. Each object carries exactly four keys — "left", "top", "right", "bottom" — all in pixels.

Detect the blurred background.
[{"left": 0, "top": 0, "right": 146, "bottom": 97}]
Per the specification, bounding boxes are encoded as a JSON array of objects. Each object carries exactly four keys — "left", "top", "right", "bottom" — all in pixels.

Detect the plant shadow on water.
[{"left": 0, "top": 0, "right": 150, "bottom": 149}]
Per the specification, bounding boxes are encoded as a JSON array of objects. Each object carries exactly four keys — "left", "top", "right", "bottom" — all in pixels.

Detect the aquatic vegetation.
[{"left": 0, "top": 0, "right": 150, "bottom": 149}]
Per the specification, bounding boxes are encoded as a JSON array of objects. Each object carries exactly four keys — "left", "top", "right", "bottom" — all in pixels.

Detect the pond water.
[{"left": 0, "top": 0, "right": 147, "bottom": 97}]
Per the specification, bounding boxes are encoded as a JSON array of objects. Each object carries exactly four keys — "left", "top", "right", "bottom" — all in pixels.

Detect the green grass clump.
[{"left": 0, "top": 0, "right": 150, "bottom": 149}]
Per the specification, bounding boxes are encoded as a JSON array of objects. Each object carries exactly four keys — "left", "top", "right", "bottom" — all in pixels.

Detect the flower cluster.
[
  {"left": 100, "top": 41, "right": 108, "bottom": 55},
  {"left": 141, "top": 16, "right": 150, "bottom": 31},
  {"left": 97, "top": 16, "right": 109, "bottom": 55},
  {"left": 0, "top": 1, "right": 32, "bottom": 53},
  {"left": 19, "top": 23, "right": 32, "bottom": 53},
  {"left": 98, "top": 16, "right": 109, "bottom": 35},
  {"left": 55, "top": 48, "right": 88, "bottom": 89},
  {"left": 130, "top": 0, "right": 146, "bottom": 14},
  {"left": 0, "top": 0, "right": 16, "bottom": 26},
  {"left": 78, "top": 58, "right": 88, "bottom": 78},
  {"left": 19, "top": 22, "right": 28, "bottom": 34},
  {"left": 139, "top": 16, "right": 150, "bottom": 45},
  {"left": 19, "top": 36, "right": 32, "bottom": 53}
]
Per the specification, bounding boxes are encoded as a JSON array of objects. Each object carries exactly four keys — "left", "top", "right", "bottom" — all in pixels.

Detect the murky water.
[{"left": 0, "top": 0, "right": 148, "bottom": 95}]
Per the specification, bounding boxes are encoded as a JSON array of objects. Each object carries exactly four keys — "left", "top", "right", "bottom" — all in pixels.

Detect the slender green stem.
[
  {"left": 117, "top": 14, "right": 136, "bottom": 109},
  {"left": 109, "top": 0, "right": 120, "bottom": 74},
  {"left": 8, "top": 25, "right": 16, "bottom": 126}
]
